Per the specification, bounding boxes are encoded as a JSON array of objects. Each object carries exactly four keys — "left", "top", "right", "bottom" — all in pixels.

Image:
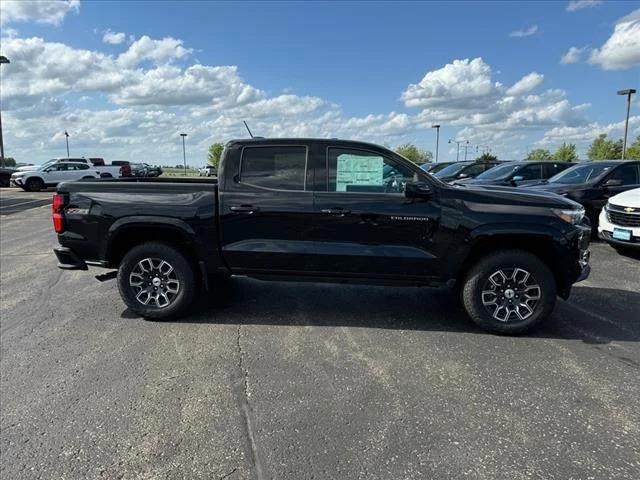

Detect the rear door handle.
[
  {"left": 321, "top": 208, "right": 351, "bottom": 215},
  {"left": 230, "top": 205, "right": 259, "bottom": 214}
]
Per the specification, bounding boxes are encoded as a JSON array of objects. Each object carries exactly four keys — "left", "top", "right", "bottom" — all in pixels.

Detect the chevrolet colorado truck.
[{"left": 52, "top": 138, "right": 591, "bottom": 334}]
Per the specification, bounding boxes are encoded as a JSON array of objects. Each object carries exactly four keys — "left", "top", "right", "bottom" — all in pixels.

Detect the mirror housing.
[
  {"left": 603, "top": 178, "right": 623, "bottom": 187},
  {"left": 457, "top": 173, "right": 468, "bottom": 179},
  {"left": 405, "top": 181, "right": 433, "bottom": 199},
  {"left": 512, "top": 175, "right": 524, "bottom": 182}
]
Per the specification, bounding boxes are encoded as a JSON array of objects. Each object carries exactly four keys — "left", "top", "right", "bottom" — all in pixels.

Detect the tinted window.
[
  {"left": 609, "top": 164, "right": 639, "bottom": 185},
  {"left": 517, "top": 164, "right": 543, "bottom": 180},
  {"left": 549, "top": 163, "right": 613, "bottom": 184},
  {"left": 433, "top": 162, "right": 469, "bottom": 178},
  {"left": 476, "top": 163, "right": 520, "bottom": 180},
  {"left": 240, "top": 146, "right": 307, "bottom": 191},
  {"left": 462, "top": 164, "right": 485, "bottom": 176},
  {"left": 327, "top": 148, "right": 416, "bottom": 194}
]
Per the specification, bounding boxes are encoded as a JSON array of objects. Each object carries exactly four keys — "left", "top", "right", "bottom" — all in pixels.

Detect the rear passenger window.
[{"left": 240, "top": 146, "right": 307, "bottom": 191}]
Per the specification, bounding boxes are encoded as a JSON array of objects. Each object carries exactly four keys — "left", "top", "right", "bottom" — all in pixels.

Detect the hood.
[
  {"left": 608, "top": 187, "right": 640, "bottom": 208},
  {"left": 16, "top": 165, "right": 39, "bottom": 171},
  {"left": 452, "top": 183, "right": 582, "bottom": 210}
]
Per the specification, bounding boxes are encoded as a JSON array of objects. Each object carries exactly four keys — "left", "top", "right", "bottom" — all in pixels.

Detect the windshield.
[
  {"left": 433, "top": 163, "right": 469, "bottom": 178},
  {"left": 475, "top": 163, "right": 520, "bottom": 180},
  {"left": 422, "top": 163, "right": 452, "bottom": 174},
  {"left": 548, "top": 163, "right": 613, "bottom": 184},
  {"left": 40, "top": 159, "right": 57, "bottom": 167}
]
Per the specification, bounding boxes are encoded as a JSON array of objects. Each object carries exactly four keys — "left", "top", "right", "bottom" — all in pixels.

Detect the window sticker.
[{"left": 336, "top": 154, "right": 383, "bottom": 192}]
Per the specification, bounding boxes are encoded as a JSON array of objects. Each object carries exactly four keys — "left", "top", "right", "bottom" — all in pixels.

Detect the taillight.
[{"left": 52, "top": 193, "right": 67, "bottom": 233}]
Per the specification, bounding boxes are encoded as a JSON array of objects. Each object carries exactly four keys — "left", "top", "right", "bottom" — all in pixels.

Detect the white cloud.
[
  {"left": 566, "top": 0, "right": 603, "bottom": 12},
  {"left": 0, "top": 0, "right": 79, "bottom": 26},
  {"left": 102, "top": 30, "right": 125, "bottom": 45},
  {"left": 509, "top": 25, "right": 538, "bottom": 38},
  {"left": 589, "top": 9, "right": 640, "bottom": 70},
  {"left": 540, "top": 116, "right": 640, "bottom": 143},
  {"left": 401, "top": 58, "right": 498, "bottom": 109},
  {"left": 116, "top": 35, "right": 192, "bottom": 68},
  {"left": 560, "top": 46, "right": 585, "bottom": 64},
  {"left": 506, "top": 72, "right": 544, "bottom": 96}
]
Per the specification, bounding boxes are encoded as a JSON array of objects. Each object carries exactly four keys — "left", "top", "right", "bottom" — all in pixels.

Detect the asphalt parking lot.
[{"left": 1, "top": 186, "right": 639, "bottom": 480}]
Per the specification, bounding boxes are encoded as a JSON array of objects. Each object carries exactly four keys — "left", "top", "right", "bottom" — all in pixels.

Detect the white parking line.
[{"left": 0, "top": 198, "right": 49, "bottom": 210}]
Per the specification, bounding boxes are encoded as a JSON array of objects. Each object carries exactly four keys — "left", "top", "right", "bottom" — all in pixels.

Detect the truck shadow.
[{"left": 125, "top": 279, "right": 640, "bottom": 345}]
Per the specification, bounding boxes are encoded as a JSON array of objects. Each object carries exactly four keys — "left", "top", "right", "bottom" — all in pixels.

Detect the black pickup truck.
[{"left": 53, "top": 138, "right": 591, "bottom": 334}]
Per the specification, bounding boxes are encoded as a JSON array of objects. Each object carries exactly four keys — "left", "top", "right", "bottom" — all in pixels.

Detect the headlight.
[{"left": 551, "top": 207, "right": 585, "bottom": 224}]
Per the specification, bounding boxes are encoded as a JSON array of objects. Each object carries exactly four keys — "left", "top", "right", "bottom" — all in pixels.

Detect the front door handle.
[
  {"left": 321, "top": 208, "right": 351, "bottom": 215},
  {"left": 230, "top": 205, "right": 259, "bottom": 214}
]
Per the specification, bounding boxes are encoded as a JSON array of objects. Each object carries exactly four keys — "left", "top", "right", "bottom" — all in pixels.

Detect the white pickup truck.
[{"left": 11, "top": 161, "right": 100, "bottom": 191}]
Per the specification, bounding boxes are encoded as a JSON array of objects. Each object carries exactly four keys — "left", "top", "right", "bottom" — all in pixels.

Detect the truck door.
[
  {"left": 310, "top": 146, "right": 441, "bottom": 279},
  {"left": 219, "top": 144, "right": 315, "bottom": 273}
]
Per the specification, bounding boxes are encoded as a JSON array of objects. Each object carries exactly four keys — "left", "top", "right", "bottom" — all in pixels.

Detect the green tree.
[
  {"left": 207, "top": 143, "right": 224, "bottom": 168},
  {"left": 395, "top": 143, "right": 433, "bottom": 163},
  {"left": 526, "top": 148, "right": 552, "bottom": 161},
  {"left": 1, "top": 157, "right": 16, "bottom": 167},
  {"left": 476, "top": 152, "right": 498, "bottom": 162},
  {"left": 587, "top": 134, "right": 622, "bottom": 160},
  {"left": 623, "top": 135, "right": 640, "bottom": 160},
  {"left": 553, "top": 143, "right": 578, "bottom": 162}
]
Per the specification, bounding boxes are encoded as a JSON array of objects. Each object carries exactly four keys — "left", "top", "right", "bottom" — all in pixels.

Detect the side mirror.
[
  {"left": 512, "top": 175, "right": 524, "bottom": 182},
  {"left": 405, "top": 181, "right": 433, "bottom": 199},
  {"left": 603, "top": 178, "right": 623, "bottom": 187},
  {"left": 457, "top": 173, "right": 468, "bottom": 178}
]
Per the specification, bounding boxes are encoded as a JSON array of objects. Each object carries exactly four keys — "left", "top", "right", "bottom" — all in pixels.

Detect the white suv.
[
  {"left": 11, "top": 162, "right": 100, "bottom": 192},
  {"left": 598, "top": 187, "right": 640, "bottom": 256}
]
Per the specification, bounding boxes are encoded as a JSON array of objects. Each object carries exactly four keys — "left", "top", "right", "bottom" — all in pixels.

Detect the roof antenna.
[{"left": 243, "top": 120, "right": 254, "bottom": 138}]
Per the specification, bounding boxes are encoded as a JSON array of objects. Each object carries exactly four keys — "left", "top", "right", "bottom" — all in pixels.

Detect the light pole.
[
  {"left": 617, "top": 89, "right": 636, "bottom": 160},
  {"left": 463, "top": 140, "right": 470, "bottom": 161},
  {"left": 180, "top": 133, "right": 187, "bottom": 176},
  {"left": 432, "top": 124, "right": 440, "bottom": 163},
  {"left": 64, "top": 130, "right": 70, "bottom": 157},
  {"left": 448, "top": 139, "right": 463, "bottom": 162},
  {"left": 0, "top": 55, "right": 10, "bottom": 168}
]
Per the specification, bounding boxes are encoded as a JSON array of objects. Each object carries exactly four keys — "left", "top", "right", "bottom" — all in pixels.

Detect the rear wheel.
[
  {"left": 25, "top": 177, "right": 44, "bottom": 192},
  {"left": 462, "top": 250, "right": 556, "bottom": 334},
  {"left": 117, "top": 242, "right": 196, "bottom": 319}
]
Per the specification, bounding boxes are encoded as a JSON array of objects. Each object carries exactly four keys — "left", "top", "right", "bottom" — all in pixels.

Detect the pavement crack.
[
  {"left": 218, "top": 467, "right": 238, "bottom": 480},
  {"left": 234, "top": 322, "right": 266, "bottom": 480}
]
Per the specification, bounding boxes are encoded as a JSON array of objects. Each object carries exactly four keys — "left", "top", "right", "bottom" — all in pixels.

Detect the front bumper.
[
  {"left": 10, "top": 177, "right": 25, "bottom": 187},
  {"left": 53, "top": 246, "right": 88, "bottom": 270},
  {"left": 598, "top": 208, "right": 640, "bottom": 248}
]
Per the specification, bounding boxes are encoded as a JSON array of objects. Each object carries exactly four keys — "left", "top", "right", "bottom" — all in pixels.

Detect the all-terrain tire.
[
  {"left": 117, "top": 242, "right": 196, "bottom": 319},
  {"left": 462, "top": 249, "right": 556, "bottom": 335}
]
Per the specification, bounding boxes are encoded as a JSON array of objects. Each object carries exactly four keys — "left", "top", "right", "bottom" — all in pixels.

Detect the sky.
[{"left": 0, "top": 0, "right": 639, "bottom": 166}]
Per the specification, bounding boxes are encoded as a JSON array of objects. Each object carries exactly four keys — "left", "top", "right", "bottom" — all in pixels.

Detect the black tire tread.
[
  {"left": 462, "top": 249, "right": 556, "bottom": 335},
  {"left": 117, "top": 242, "right": 196, "bottom": 320}
]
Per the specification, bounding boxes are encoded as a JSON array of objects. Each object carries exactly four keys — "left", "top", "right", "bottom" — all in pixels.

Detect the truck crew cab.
[{"left": 53, "top": 138, "right": 591, "bottom": 334}]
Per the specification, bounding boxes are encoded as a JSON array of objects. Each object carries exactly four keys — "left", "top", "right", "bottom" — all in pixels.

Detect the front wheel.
[
  {"left": 117, "top": 242, "right": 196, "bottom": 319},
  {"left": 462, "top": 250, "right": 556, "bottom": 335},
  {"left": 25, "top": 178, "right": 44, "bottom": 192}
]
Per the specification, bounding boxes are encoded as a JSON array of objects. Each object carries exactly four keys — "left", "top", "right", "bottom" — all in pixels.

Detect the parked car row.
[{"left": 9, "top": 157, "right": 163, "bottom": 191}]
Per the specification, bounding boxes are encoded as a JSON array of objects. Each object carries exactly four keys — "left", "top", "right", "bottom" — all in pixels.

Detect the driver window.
[{"left": 327, "top": 147, "right": 416, "bottom": 194}]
